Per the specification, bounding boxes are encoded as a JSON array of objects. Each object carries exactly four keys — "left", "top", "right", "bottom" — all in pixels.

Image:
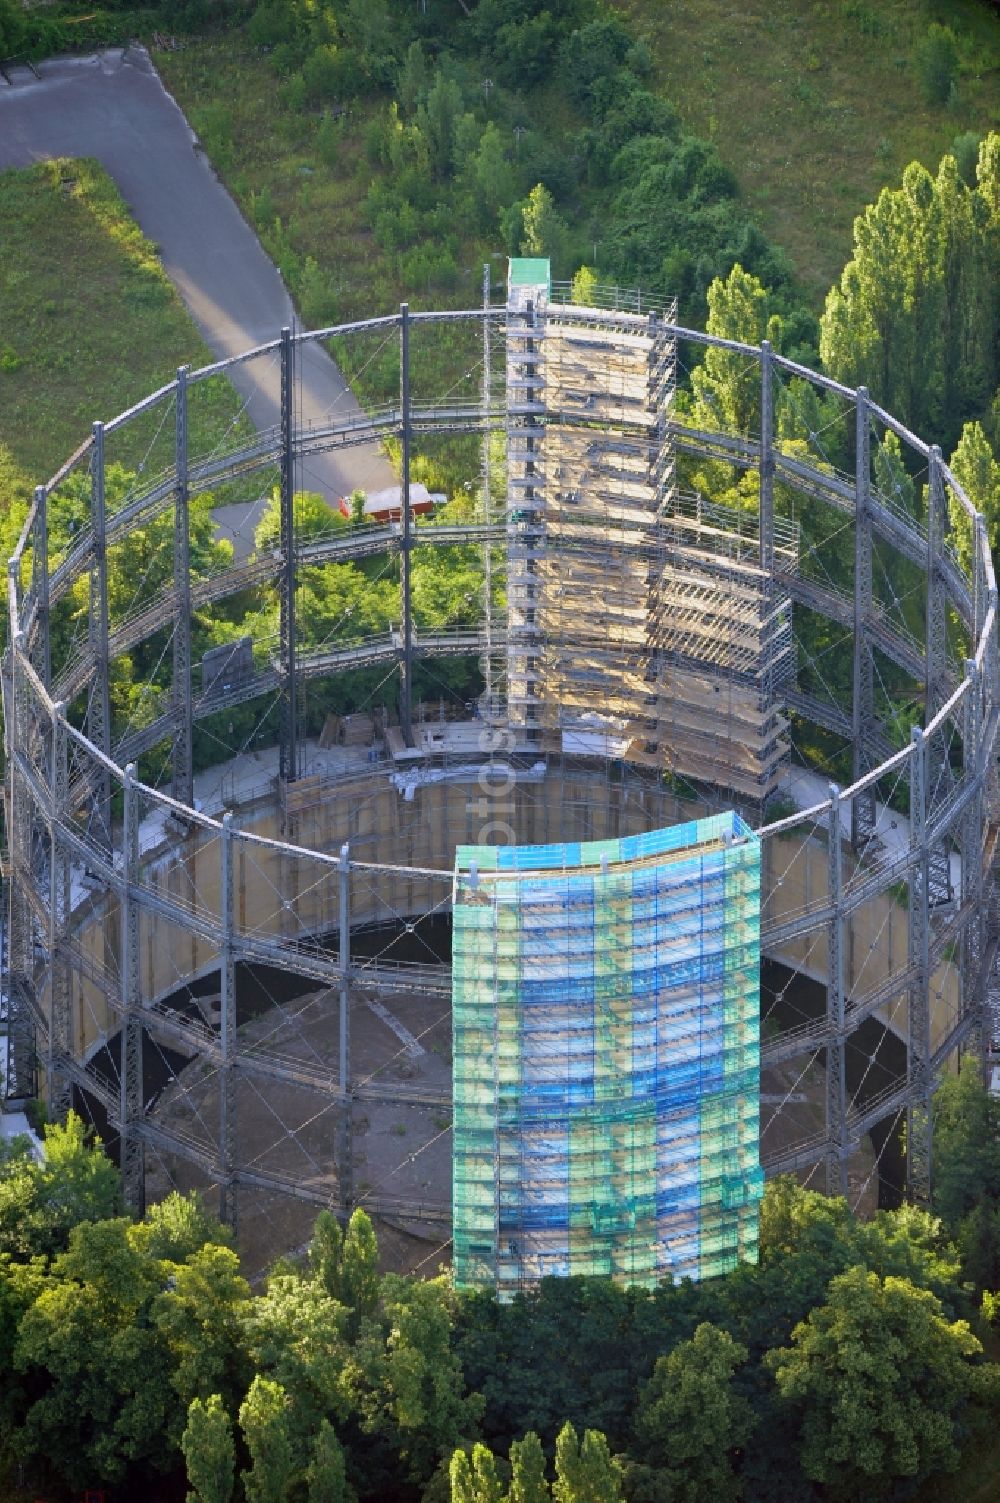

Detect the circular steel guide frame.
[{"left": 5, "top": 283, "right": 999, "bottom": 1235}]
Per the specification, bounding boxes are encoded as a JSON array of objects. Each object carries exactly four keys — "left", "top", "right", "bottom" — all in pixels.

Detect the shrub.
[
  {"left": 0, "top": 0, "right": 25, "bottom": 56},
  {"left": 299, "top": 256, "right": 338, "bottom": 329},
  {"left": 557, "top": 17, "right": 632, "bottom": 115},
  {"left": 247, "top": 0, "right": 299, "bottom": 49},
  {"left": 302, "top": 43, "right": 351, "bottom": 105},
  {"left": 915, "top": 23, "right": 959, "bottom": 106}
]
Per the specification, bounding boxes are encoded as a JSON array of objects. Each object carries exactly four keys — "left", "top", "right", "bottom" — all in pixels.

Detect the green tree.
[
  {"left": 132, "top": 1190, "right": 229, "bottom": 1263},
  {"left": 632, "top": 1324, "right": 753, "bottom": 1503},
  {"left": 0, "top": 1251, "right": 46, "bottom": 1461},
  {"left": 873, "top": 428, "right": 916, "bottom": 517},
  {"left": 946, "top": 420, "right": 1000, "bottom": 573},
  {"left": 398, "top": 40, "right": 429, "bottom": 117},
  {"left": 240, "top": 1376, "right": 293, "bottom": 1503},
  {"left": 690, "top": 263, "right": 777, "bottom": 436},
  {"left": 244, "top": 1272, "right": 351, "bottom": 1443},
  {"left": 12, "top": 1218, "right": 174, "bottom": 1490},
  {"left": 820, "top": 138, "right": 999, "bottom": 451},
  {"left": 767, "top": 1267, "right": 995, "bottom": 1499},
  {"left": 153, "top": 1242, "right": 253, "bottom": 1418},
  {"left": 420, "top": 71, "right": 464, "bottom": 180},
  {"left": 553, "top": 1422, "right": 621, "bottom": 1503},
  {"left": 306, "top": 1418, "right": 348, "bottom": 1503},
  {"left": 341, "top": 1208, "right": 380, "bottom": 1324},
  {"left": 0, "top": 0, "right": 25, "bottom": 55},
  {"left": 0, "top": 1112, "right": 122, "bottom": 1261},
  {"left": 520, "top": 183, "right": 570, "bottom": 271},
  {"left": 471, "top": 122, "right": 517, "bottom": 221},
  {"left": 353, "top": 1274, "right": 481, "bottom": 1486},
  {"left": 509, "top": 1431, "right": 550, "bottom": 1503},
  {"left": 255, "top": 488, "right": 345, "bottom": 552},
  {"left": 450, "top": 1442, "right": 504, "bottom": 1503},
  {"left": 915, "top": 24, "right": 959, "bottom": 107},
  {"left": 931, "top": 1059, "right": 1000, "bottom": 1290},
  {"left": 571, "top": 266, "right": 599, "bottom": 306},
  {"left": 309, "top": 1208, "right": 379, "bottom": 1335},
  {"left": 309, "top": 1211, "right": 345, "bottom": 1297},
  {"left": 932, "top": 1058, "right": 1000, "bottom": 1231},
  {"left": 182, "top": 1394, "right": 235, "bottom": 1503}
]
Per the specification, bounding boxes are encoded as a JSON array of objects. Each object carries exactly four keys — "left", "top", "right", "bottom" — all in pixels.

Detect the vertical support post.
[
  {"left": 960, "top": 661, "right": 985, "bottom": 1065},
  {"left": 173, "top": 366, "right": 193, "bottom": 805},
  {"left": 926, "top": 448, "right": 948, "bottom": 722},
  {"left": 400, "top": 303, "right": 414, "bottom": 747},
  {"left": 47, "top": 705, "right": 72, "bottom": 1121},
  {"left": 32, "top": 486, "right": 51, "bottom": 691},
  {"left": 758, "top": 339, "right": 774, "bottom": 583},
  {"left": 925, "top": 447, "right": 952, "bottom": 903},
  {"left": 5, "top": 630, "right": 37, "bottom": 1103},
  {"left": 338, "top": 842, "right": 353, "bottom": 1209},
  {"left": 962, "top": 664, "right": 980, "bottom": 1052},
  {"left": 89, "top": 421, "right": 112, "bottom": 850},
  {"left": 120, "top": 763, "right": 145, "bottom": 1215},
  {"left": 279, "top": 326, "right": 298, "bottom": 784},
  {"left": 852, "top": 388, "right": 876, "bottom": 852},
  {"left": 826, "top": 786, "right": 848, "bottom": 1195},
  {"left": 481, "top": 265, "right": 495, "bottom": 719},
  {"left": 907, "top": 726, "right": 932, "bottom": 1203},
  {"left": 219, "top": 812, "right": 237, "bottom": 1230}
]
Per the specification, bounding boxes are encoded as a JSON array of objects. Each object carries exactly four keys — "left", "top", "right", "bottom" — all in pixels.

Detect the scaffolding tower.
[{"left": 505, "top": 261, "right": 793, "bottom": 801}]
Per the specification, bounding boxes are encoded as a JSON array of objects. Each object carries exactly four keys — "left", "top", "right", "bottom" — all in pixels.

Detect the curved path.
[{"left": 0, "top": 47, "right": 396, "bottom": 557}]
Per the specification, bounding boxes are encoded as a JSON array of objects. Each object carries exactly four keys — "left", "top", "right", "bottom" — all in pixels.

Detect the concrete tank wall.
[{"left": 61, "top": 765, "right": 959, "bottom": 1065}]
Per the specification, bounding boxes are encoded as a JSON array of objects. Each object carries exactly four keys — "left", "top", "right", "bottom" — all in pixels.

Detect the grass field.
[
  {"left": 154, "top": 41, "right": 492, "bottom": 319},
  {"left": 0, "top": 157, "right": 249, "bottom": 504},
  {"left": 615, "top": 0, "right": 1000, "bottom": 306}
]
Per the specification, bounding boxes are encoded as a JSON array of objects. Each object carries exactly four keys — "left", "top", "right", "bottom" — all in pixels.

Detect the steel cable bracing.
[{"left": 9, "top": 299, "right": 997, "bottom": 1254}]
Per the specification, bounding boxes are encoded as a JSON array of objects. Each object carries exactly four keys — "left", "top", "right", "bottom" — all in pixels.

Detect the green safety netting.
[{"left": 452, "top": 812, "right": 762, "bottom": 1293}]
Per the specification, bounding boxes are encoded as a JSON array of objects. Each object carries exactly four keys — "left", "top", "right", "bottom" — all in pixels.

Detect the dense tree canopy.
[
  {"left": 3, "top": 1110, "right": 1000, "bottom": 1503},
  {"left": 767, "top": 1267, "right": 996, "bottom": 1499},
  {"left": 820, "top": 134, "right": 999, "bottom": 453}
]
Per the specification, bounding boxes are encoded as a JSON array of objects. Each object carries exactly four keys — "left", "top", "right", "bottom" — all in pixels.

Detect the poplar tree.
[
  {"left": 306, "top": 1419, "right": 348, "bottom": 1503},
  {"left": 552, "top": 1423, "right": 622, "bottom": 1503},
  {"left": 182, "top": 1394, "right": 235, "bottom": 1503},
  {"left": 820, "top": 135, "right": 999, "bottom": 451},
  {"left": 509, "top": 1431, "right": 550, "bottom": 1503},
  {"left": 946, "top": 420, "right": 1000, "bottom": 573},
  {"left": 240, "top": 1376, "right": 293, "bottom": 1503}
]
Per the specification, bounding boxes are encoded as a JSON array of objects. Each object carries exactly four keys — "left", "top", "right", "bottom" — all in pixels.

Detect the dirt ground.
[
  {"left": 144, "top": 979, "right": 454, "bottom": 1279},
  {"left": 143, "top": 973, "right": 877, "bottom": 1280}
]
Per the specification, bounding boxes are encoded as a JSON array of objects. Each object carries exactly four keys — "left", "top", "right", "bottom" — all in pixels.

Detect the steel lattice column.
[
  {"left": 400, "top": 304, "right": 414, "bottom": 747},
  {"left": 758, "top": 340, "right": 774, "bottom": 582},
  {"left": 926, "top": 448, "right": 954, "bottom": 905},
  {"left": 960, "top": 659, "right": 985, "bottom": 1065},
  {"left": 5, "top": 631, "right": 38, "bottom": 1103},
  {"left": 218, "top": 812, "right": 237, "bottom": 1229},
  {"left": 852, "top": 388, "right": 876, "bottom": 850},
  {"left": 120, "top": 764, "right": 145, "bottom": 1214},
  {"left": 338, "top": 842, "right": 353, "bottom": 1208},
  {"left": 47, "top": 706, "right": 72, "bottom": 1121},
  {"left": 278, "top": 327, "right": 298, "bottom": 784},
  {"left": 173, "top": 367, "right": 194, "bottom": 806},
  {"left": 31, "top": 486, "right": 51, "bottom": 691},
  {"left": 89, "top": 422, "right": 113, "bottom": 850},
  {"left": 925, "top": 448, "right": 949, "bottom": 717},
  {"left": 480, "top": 267, "right": 497, "bottom": 719},
  {"left": 907, "top": 725, "right": 932, "bottom": 1203},
  {"left": 825, "top": 785, "right": 848, "bottom": 1194}
]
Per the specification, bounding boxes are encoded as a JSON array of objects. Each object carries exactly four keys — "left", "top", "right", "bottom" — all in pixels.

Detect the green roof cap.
[{"left": 508, "top": 257, "right": 551, "bottom": 290}]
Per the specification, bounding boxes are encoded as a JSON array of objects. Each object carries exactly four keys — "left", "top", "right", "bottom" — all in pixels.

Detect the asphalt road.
[{"left": 0, "top": 46, "right": 396, "bottom": 557}]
